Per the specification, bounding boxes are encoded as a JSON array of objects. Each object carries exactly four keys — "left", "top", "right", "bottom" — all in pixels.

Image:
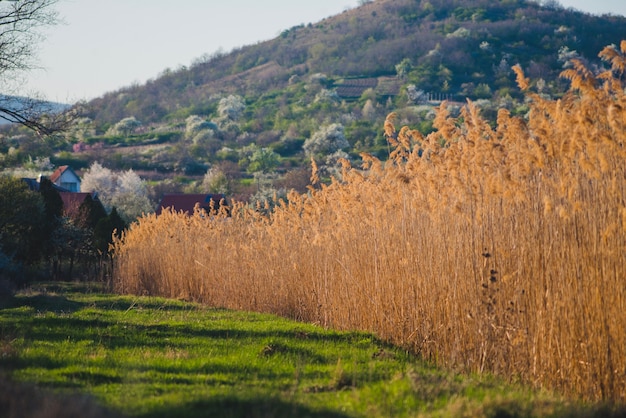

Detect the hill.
[
  {"left": 84, "top": 0, "right": 626, "bottom": 124},
  {"left": 2, "top": 0, "right": 626, "bottom": 203}
]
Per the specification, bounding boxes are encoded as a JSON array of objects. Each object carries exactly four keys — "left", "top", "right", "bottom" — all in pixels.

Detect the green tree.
[
  {"left": 93, "top": 207, "right": 127, "bottom": 255},
  {"left": 0, "top": 176, "right": 45, "bottom": 266},
  {"left": 38, "top": 177, "right": 63, "bottom": 222},
  {"left": 37, "top": 177, "right": 63, "bottom": 260},
  {"left": 55, "top": 194, "right": 107, "bottom": 280},
  {"left": 395, "top": 58, "right": 413, "bottom": 79},
  {"left": 248, "top": 147, "right": 280, "bottom": 175},
  {"left": 77, "top": 194, "right": 107, "bottom": 230}
]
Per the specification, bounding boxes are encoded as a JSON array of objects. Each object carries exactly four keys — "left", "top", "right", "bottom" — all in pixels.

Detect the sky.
[{"left": 17, "top": 0, "right": 626, "bottom": 104}]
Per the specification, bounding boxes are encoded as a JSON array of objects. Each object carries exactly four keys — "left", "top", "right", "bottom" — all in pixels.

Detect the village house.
[
  {"left": 22, "top": 170, "right": 105, "bottom": 224},
  {"left": 49, "top": 165, "right": 81, "bottom": 192}
]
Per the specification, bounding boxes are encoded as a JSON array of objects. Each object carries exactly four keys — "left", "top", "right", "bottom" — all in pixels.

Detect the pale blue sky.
[{"left": 21, "top": 0, "right": 626, "bottom": 103}]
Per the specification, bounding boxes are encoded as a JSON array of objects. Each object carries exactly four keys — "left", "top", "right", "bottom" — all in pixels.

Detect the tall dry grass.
[{"left": 112, "top": 42, "right": 626, "bottom": 402}]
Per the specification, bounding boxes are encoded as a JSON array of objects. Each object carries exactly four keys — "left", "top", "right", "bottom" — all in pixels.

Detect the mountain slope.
[
  {"left": 85, "top": 0, "right": 626, "bottom": 125},
  {"left": 4, "top": 0, "right": 626, "bottom": 203}
]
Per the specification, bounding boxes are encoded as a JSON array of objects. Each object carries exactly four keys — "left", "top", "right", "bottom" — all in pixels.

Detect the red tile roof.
[
  {"left": 156, "top": 194, "right": 225, "bottom": 215},
  {"left": 49, "top": 165, "right": 70, "bottom": 183}
]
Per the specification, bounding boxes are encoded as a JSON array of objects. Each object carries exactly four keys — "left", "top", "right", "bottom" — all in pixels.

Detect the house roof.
[
  {"left": 49, "top": 165, "right": 80, "bottom": 183},
  {"left": 59, "top": 192, "right": 101, "bottom": 219},
  {"left": 156, "top": 194, "right": 225, "bottom": 216},
  {"left": 21, "top": 177, "right": 69, "bottom": 192},
  {"left": 335, "top": 77, "right": 379, "bottom": 98}
]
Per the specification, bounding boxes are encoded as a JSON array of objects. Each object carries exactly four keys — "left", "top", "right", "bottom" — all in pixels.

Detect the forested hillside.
[
  {"left": 86, "top": 0, "right": 626, "bottom": 124},
  {"left": 2, "top": 0, "right": 626, "bottom": 203}
]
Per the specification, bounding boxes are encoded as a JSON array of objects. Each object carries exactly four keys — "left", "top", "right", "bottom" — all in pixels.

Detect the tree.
[
  {"left": 56, "top": 194, "right": 107, "bottom": 280},
  {"left": 541, "top": 0, "right": 562, "bottom": 10},
  {"left": 106, "top": 116, "right": 141, "bottom": 136},
  {"left": 37, "top": 177, "right": 63, "bottom": 258},
  {"left": 200, "top": 167, "right": 229, "bottom": 194},
  {"left": 247, "top": 147, "right": 280, "bottom": 175},
  {"left": 0, "top": 0, "right": 68, "bottom": 135},
  {"left": 110, "top": 189, "right": 153, "bottom": 224},
  {"left": 217, "top": 95, "right": 245, "bottom": 121},
  {"left": 64, "top": 117, "right": 96, "bottom": 142},
  {"left": 38, "top": 177, "right": 63, "bottom": 221},
  {"left": 76, "top": 194, "right": 107, "bottom": 230},
  {"left": 81, "top": 162, "right": 154, "bottom": 223},
  {"left": 93, "top": 207, "right": 126, "bottom": 255},
  {"left": 406, "top": 85, "right": 428, "bottom": 104},
  {"left": 185, "top": 115, "right": 216, "bottom": 138},
  {"left": 362, "top": 99, "right": 377, "bottom": 120},
  {"left": 395, "top": 58, "right": 413, "bottom": 79},
  {"left": 0, "top": 176, "right": 45, "bottom": 267},
  {"left": 81, "top": 162, "right": 116, "bottom": 206},
  {"left": 303, "top": 123, "right": 349, "bottom": 158}
]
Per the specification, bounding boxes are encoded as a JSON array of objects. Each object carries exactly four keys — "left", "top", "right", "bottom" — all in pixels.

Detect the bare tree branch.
[{"left": 0, "top": 0, "right": 65, "bottom": 136}]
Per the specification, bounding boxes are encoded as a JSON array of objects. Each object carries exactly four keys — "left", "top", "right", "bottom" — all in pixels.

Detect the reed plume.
[{"left": 112, "top": 43, "right": 626, "bottom": 402}]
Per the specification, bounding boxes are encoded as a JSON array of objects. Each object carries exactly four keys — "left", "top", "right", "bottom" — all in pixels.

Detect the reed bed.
[{"left": 112, "top": 43, "right": 626, "bottom": 402}]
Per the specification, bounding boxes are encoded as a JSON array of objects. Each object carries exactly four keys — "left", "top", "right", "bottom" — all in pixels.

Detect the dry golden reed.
[{"left": 113, "top": 43, "right": 626, "bottom": 402}]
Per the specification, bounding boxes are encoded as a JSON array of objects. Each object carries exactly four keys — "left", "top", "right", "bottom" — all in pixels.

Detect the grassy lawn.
[{"left": 0, "top": 282, "right": 618, "bottom": 418}]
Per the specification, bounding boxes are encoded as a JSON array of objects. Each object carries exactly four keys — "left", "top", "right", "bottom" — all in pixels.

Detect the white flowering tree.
[
  {"left": 303, "top": 123, "right": 349, "bottom": 158},
  {"left": 217, "top": 95, "right": 246, "bottom": 121},
  {"left": 314, "top": 89, "right": 340, "bottom": 103},
  {"left": 81, "top": 162, "right": 153, "bottom": 222},
  {"left": 406, "top": 85, "right": 429, "bottom": 104},
  {"left": 106, "top": 116, "right": 141, "bottom": 136},
  {"left": 80, "top": 162, "right": 116, "bottom": 203},
  {"left": 110, "top": 169, "right": 154, "bottom": 222},
  {"left": 185, "top": 115, "right": 216, "bottom": 137},
  {"left": 200, "top": 167, "right": 229, "bottom": 194},
  {"left": 65, "top": 117, "right": 96, "bottom": 142}
]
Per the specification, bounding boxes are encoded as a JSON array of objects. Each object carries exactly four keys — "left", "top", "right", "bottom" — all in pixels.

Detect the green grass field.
[{"left": 0, "top": 283, "right": 621, "bottom": 417}]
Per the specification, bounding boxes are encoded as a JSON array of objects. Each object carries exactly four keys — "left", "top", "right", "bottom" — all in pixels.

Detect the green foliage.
[
  {"left": 0, "top": 175, "right": 118, "bottom": 282},
  {"left": 247, "top": 147, "right": 280, "bottom": 174},
  {"left": 93, "top": 208, "right": 127, "bottom": 255},
  {"left": 77, "top": 194, "right": 107, "bottom": 229},
  {"left": 76, "top": 0, "right": 626, "bottom": 125},
  {"left": 0, "top": 283, "right": 615, "bottom": 418},
  {"left": 271, "top": 138, "right": 305, "bottom": 157},
  {"left": 4, "top": 0, "right": 626, "bottom": 201},
  {"left": 0, "top": 176, "right": 45, "bottom": 266},
  {"left": 38, "top": 177, "right": 63, "bottom": 222}
]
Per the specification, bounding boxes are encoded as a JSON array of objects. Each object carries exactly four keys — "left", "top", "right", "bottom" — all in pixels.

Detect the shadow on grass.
[
  {"left": 0, "top": 374, "right": 120, "bottom": 418},
  {"left": 139, "top": 396, "right": 351, "bottom": 418},
  {"left": 0, "top": 287, "right": 200, "bottom": 314},
  {"left": 0, "top": 293, "right": 85, "bottom": 313},
  {"left": 0, "top": 298, "right": 390, "bottom": 360}
]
